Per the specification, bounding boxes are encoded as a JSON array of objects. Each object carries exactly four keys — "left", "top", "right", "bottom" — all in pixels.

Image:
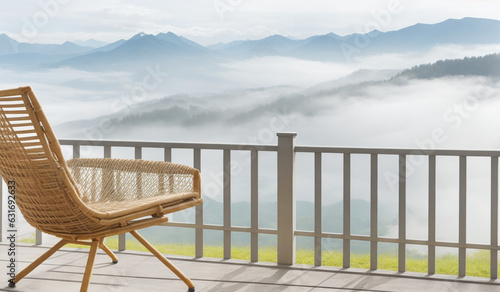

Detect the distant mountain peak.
[
  {"left": 0, "top": 33, "right": 17, "bottom": 42},
  {"left": 266, "top": 34, "right": 286, "bottom": 38},
  {"left": 130, "top": 32, "right": 151, "bottom": 40},
  {"left": 73, "top": 39, "right": 108, "bottom": 48},
  {"left": 156, "top": 31, "right": 181, "bottom": 39},
  {"left": 325, "top": 32, "right": 342, "bottom": 38},
  {"left": 155, "top": 31, "right": 209, "bottom": 51}
]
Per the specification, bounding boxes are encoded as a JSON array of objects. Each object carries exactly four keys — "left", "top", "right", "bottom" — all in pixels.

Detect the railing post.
[{"left": 277, "top": 132, "right": 297, "bottom": 265}]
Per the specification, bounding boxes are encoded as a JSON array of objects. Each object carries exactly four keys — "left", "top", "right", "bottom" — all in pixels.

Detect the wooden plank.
[
  {"left": 3, "top": 110, "right": 28, "bottom": 115},
  {"left": 14, "top": 129, "right": 36, "bottom": 135},
  {"left": 0, "top": 96, "right": 23, "bottom": 101},
  {"left": 0, "top": 88, "right": 24, "bottom": 97},
  {"left": 17, "top": 136, "right": 39, "bottom": 141},
  {"left": 7, "top": 116, "right": 30, "bottom": 121},
  {"left": 0, "top": 103, "right": 25, "bottom": 108},
  {"left": 10, "top": 122, "right": 34, "bottom": 128}
]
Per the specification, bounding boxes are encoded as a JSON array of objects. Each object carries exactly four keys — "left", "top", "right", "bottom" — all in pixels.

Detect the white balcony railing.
[{"left": 1, "top": 133, "right": 500, "bottom": 280}]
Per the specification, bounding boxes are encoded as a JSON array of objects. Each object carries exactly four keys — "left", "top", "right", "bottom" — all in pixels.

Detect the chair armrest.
[{"left": 67, "top": 158, "right": 200, "bottom": 204}]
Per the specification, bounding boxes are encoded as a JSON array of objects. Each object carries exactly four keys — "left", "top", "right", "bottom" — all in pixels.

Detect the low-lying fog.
[{"left": 2, "top": 43, "right": 500, "bottom": 250}]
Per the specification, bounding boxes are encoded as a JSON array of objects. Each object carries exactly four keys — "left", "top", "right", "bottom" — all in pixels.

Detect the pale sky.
[{"left": 1, "top": 0, "right": 499, "bottom": 45}]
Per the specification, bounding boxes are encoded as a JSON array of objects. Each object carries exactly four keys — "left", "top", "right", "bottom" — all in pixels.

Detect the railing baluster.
[
  {"left": 314, "top": 152, "right": 322, "bottom": 266},
  {"left": 35, "top": 229, "right": 42, "bottom": 245},
  {"left": 459, "top": 156, "right": 467, "bottom": 277},
  {"left": 104, "top": 146, "right": 111, "bottom": 158},
  {"left": 73, "top": 144, "right": 80, "bottom": 159},
  {"left": 428, "top": 155, "right": 436, "bottom": 275},
  {"left": 194, "top": 148, "right": 203, "bottom": 258},
  {"left": 251, "top": 150, "right": 259, "bottom": 262},
  {"left": 103, "top": 145, "right": 112, "bottom": 196},
  {"left": 399, "top": 154, "right": 406, "bottom": 273},
  {"left": 370, "top": 154, "right": 378, "bottom": 270},
  {"left": 163, "top": 148, "right": 174, "bottom": 220},
  {"left": 134, "top": 147, "right": 141, "bottom": 159},
  {"left": 165, "top": 148, "right": 174, "bottom": 195},
  {"left": 223, "top": 149, "right": 231, "bottom": 259},
  {"left": 164, "top": 148, "right": 172, "bottom": 162},
  {"left": 491, "top": 156, "right": 498, "bottom": 279},
  {"left": 343, "top": 153, "right": 351, "bottom": 268},
  {"left": 135, "top": 147, "right": 143, "bottom": 199}
]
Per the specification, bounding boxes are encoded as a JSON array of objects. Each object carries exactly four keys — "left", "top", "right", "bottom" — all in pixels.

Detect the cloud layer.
[{"left": 1, "top": 1, "right": 500, "bottom": 45}]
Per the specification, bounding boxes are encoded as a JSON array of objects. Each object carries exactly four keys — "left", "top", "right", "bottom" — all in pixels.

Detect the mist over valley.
[{"left": 2, "top": 17, "right": 500, "bottom": 251}]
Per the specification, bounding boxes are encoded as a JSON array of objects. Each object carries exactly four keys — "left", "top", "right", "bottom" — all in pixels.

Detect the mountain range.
[
  {"left": 211, "top": 17, "right": 500, "bottom": 61},
  {"left": 0, "top": 17, "right": 499, "bottom": 70}
]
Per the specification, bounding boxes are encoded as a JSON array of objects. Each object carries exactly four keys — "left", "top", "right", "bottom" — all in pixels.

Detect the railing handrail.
[
  {"left": 60, "top": 138, "right": 500, "bottom": 156},
  {"left": 296, "top": 145, "right": 500, "bottom": 156},
  {"left": 58, "top": 138, "right": 277, "bottom": 151}
]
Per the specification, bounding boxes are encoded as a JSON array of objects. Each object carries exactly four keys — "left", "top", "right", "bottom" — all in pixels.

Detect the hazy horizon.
[{"left": 0, "top": 1, "right": 499, "bottom": 45}]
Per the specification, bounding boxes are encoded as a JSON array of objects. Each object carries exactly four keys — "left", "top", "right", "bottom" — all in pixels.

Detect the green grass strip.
[{"left": 19, "top": 236, "right": 495, "bottom": 278}]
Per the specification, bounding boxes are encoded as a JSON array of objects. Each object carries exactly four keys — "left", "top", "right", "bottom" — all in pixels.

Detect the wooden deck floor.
[{"left": 1, "top": 243, "right": 500, "bottom": 291}]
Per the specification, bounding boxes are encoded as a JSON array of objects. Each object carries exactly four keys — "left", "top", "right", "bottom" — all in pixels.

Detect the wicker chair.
[{"left": 0, "top": 87, "right": 202, "bottom": 291}]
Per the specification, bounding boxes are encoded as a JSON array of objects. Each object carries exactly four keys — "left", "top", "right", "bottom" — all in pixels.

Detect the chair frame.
[{"left": 0, "top": 87, "right": 201, "bottom": 291}]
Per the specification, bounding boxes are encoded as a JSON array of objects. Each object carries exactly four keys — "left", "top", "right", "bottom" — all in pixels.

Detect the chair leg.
[
  {"left": 80, "top": 239, "right": 99, "bottom": 292},
  {"left": 129, "top": 230, "right": 195, "bottom": 291},
  {"left": 98, "top": 238, "right": 118, "bottom": 263},
  {"left": 9, "top": 239, "right": 68, "bottom": 287}
]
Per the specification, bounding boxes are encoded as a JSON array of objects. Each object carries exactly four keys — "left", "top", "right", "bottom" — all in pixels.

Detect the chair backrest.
[{"left": 0, "top": 87, "right": 103, "bottom": 236}]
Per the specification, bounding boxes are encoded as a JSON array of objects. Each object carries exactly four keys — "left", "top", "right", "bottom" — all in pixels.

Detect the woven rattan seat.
[{"left": 0, "top": 87, "right": 202, "bottom": 291}]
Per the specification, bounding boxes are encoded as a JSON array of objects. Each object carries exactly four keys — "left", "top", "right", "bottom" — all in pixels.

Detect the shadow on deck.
[{"left": 1, "top": 243, "right": 499, "bottom": 292}]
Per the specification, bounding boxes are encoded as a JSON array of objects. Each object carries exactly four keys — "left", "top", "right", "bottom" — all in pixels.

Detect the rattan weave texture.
[
  {"left": 0, "top": 87, "right": 201, "bottom": 237},
  {"left": 0, "top": 86, "right": 202, "bottom": 291}
]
